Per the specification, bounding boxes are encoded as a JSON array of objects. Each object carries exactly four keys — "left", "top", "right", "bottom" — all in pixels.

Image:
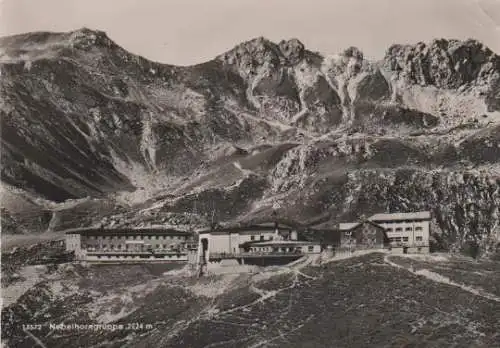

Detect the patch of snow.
[
  {"left": 224, "top": 103, "right": 293, "bottom": 132},
  {"left": 322, "top": 249, "right": 384, "bottom": 264},
  {"left": 188, "top": 274, "right": 241, "bottom": 298},
  {"left": 108, "top": 148, "right": 183, "bottom": 206},
  {"left": 86, "top": 281, "right": 161, "bottom": 323},
  {"left": 1, "top": 265, "right": 59, "bottom": 308},
  {"left": 396, "top": 252, "right": 452, "bottom": 263},
  {"left": 232, "top": 161, "right": 254, "bottom": 176}
]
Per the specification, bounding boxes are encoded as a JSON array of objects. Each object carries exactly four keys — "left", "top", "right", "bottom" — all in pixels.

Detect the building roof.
[
  {"left": 199, "top": 222, "right": 295, "bottom": 235},
  {"left": 338, "top": 220, "right": 387, "bottom": 232},
  {"left": 243, "top": 240, "right": 319, "bottom": 247},
  {"left": 338, "top": 222, "right": 360, "bottom": 231},
  {"left": 368, "top": 211, "right": 431, "bottom": 222},
  {"left": 65, "top": 228, "right": 192, "bottom": 236}
]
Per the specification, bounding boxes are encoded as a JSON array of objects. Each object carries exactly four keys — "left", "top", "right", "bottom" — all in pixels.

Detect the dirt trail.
[{"left": 384, "top": 254, "right": 500, "bottom": 303}]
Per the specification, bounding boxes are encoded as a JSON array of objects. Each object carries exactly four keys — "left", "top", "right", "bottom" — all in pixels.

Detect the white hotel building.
[
  {"left": 65, "top": 228, "right": 197, "bottom": 263},
  {"left": 368, "top": 211, "right": 431, "bottom": 253},
  {"left": 197, "top": 222, "right": 321, "bottom": 265}
]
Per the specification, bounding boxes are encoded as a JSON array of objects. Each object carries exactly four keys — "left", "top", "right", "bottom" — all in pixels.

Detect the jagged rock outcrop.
[{"left": 383, "top": 38, "right": 500, "bottom": 111}]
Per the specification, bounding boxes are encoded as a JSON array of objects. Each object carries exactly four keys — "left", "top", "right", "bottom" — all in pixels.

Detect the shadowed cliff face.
[{"left": 1, "top": 28, "right": 499, "bottom": 250}]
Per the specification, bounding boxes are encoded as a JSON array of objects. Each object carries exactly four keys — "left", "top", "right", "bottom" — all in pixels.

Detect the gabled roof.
[
  {"left": 338, "top": 222, "right": 360, "bottom": 231},
  {"left": 199, "top": 221, "right": 296, "bottom": 235},
  {"left": 250, "top": 240, "right": 318, "bottom": 247},
  {"left": 240, "top": 240, "right": 318, "bottom": 248},
  {"left": 65, "top": 228, "right": 192, "bottom": 236},
  {"left": 338, "top": 220, "right": 386, "bottom": 232},
  {"left": 368, "top": 211, "right": 431, "bottom": 222}
]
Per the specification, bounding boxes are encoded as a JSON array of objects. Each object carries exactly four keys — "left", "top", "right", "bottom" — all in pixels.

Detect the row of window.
[
  {"left": 387, "top": 227, "right": 423, "bottom": 232},
  {"left": 343, "top": 238, "right": 377, "bottom": 244},
  {"left": 250, "top": 235, "right": 274, "bottom": 241},
  {"left": 389, "top": 236, "right": 423, "bottom": 242},
  {"left": 95, "top": 254, "right": 183, "bottom": 259},
  {"left": 86, "top": 235, "right": 187, "bottom": 240},
  {"left": 248, "top": 246, "right": 314, "bottom": 253},
  {"left": 85, "top": 244, "right": 182, "bottom": 250}
]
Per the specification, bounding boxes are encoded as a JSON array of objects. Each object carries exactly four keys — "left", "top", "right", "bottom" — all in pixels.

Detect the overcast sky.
[{"left": 1, "top": 0, "right": 499, "bottom": 65}]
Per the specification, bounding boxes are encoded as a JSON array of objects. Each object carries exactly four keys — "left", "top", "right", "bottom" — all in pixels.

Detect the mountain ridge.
[{"left": 1, "top": 28, "right": 499, "bottom": 253}]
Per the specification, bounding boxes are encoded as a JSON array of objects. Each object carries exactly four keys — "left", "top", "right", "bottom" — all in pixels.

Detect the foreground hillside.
[
  {"left": 2, "top": 253, "right": 500, "bottom": 347},
  {"left": 1, "top": 28, "right": 500, "bottom": 252}
]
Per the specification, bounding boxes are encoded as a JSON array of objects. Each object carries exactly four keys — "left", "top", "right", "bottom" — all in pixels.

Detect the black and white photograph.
[{"left": 1, "top": 0, "right": 500, "bottom": 347}]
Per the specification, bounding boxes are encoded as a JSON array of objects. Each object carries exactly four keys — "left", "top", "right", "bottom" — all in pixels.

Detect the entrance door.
[
  {"left": 201, "top": 238, "right": 208, "bottom": 262},
  {"left": 403, "top": 246, "right": 408, "bottom": 254}
]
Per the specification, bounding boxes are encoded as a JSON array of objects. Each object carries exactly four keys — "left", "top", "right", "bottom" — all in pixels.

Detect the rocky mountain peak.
[
  {"left": 383, "top": 38, "right": 500, "bottom": 110},
  {"left": 0, "top": 27, "right": 119, "bottom": 67},
  {"left": 322, "top": 46, "right": 370, "bottom": 79},
  {"left": 67, "top": 27, "right": 116, "bottom": 50},
  {"left": 278, "top": 38, "right": 305, "bottom": 65},
  {"left": 218, "top": 37, "right": 307, "bottom": 70}
]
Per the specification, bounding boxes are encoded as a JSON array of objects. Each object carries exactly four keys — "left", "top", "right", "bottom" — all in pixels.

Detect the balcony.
[
  {"left": 85, "top": 249, "right": 188, "bottom": 256},
  {"left": 209, "top": 250, "right": 304, "bottom": 260},
  {"left": 389, "top": 241, "right": 428, "bottom": 248}
]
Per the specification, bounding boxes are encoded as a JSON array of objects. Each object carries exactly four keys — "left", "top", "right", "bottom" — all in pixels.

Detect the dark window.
[
  {"left": 308, "top": 246, "right": 314, "bottom": 252},
  {"left": 415, "top": 227, "right": 423, "bottom": 231},
  {"left": 260, "top": 235, "right": 264, "bottom": 241},
  {"left": 405, "top": 227, "right": 412, "bottom": 231},
  {"left": 416, "top": 236, "right": 423, "bottom": 242},
  {"left": 251, "top": 236, "right": 255, "bottom": 241},
  {"left": 396, "top": 228, "right": 403, "bottom": 232},
  {"left": 403, "top": 237, "right": 409, "bottom": 242}
]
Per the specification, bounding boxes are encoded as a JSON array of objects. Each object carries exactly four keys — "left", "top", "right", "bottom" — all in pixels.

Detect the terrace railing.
[
  {"left": 209, "top": 251, "right": 304, "bottom": 259},
  {"left": 85, "top": 250, "right": 188, "bottom": 255}
]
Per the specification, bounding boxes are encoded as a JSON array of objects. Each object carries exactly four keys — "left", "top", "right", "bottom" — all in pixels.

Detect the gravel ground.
[{"left": 2, "top": 253, "right": 500, "bottom": 348}]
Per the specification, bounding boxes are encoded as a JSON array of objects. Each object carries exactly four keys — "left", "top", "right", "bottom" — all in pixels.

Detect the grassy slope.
[{"left": 2, "top": 253, "right": 499, "bottom": 348}]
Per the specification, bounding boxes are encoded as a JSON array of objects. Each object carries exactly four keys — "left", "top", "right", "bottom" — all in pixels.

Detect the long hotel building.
[{"left": 65, "top": 228, "right": 197, "bottom": 263}]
